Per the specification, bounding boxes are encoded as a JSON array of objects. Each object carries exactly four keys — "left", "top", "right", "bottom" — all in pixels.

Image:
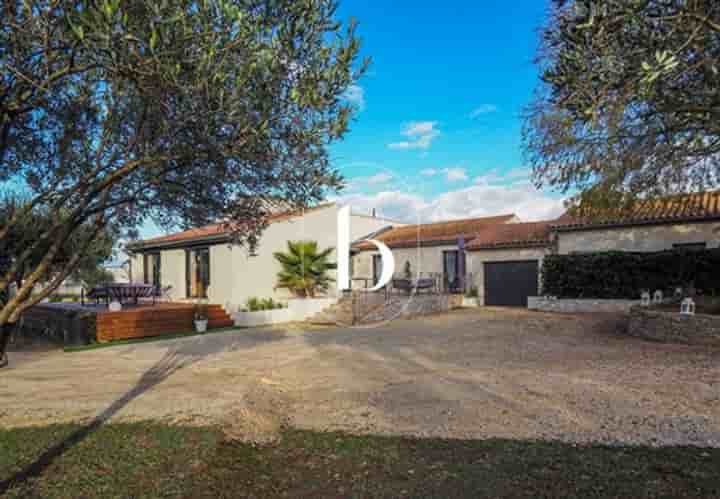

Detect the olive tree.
[
  {"left": 523, "top": 0, "right": 720, "bottom": 216},
  {"left": 0, "top": 0, "right": 367, "bottom": 365}
]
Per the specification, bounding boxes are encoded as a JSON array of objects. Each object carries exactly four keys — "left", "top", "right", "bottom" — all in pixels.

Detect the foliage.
[
  {"left": 48, "top": 294, "right": 80, "bottom": 303},
  {"left": 541, "top": 249, "right": 720, "bottom": 299},
  {"left": 75, "top": 267, "right": 115, "bottom": 291},
  {"left": 0, "top": 194, "right": 116, "bottom": 292},
  {"left": 523, "top": 0, "right": 720, "bottom": 217},
  {"left": 244, "top": 297, "right": 286, "bottom": 312},
  {"left": 274, "top": 241, "right": 336, "bottom": 298},
  {"left": 0, "top": 0, "right": 365, "bottom": 356}
]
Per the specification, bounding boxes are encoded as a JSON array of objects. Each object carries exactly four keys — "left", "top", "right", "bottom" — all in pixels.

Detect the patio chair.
[{"left": 87, "top": 286, "right": 109, "bottom": 306}]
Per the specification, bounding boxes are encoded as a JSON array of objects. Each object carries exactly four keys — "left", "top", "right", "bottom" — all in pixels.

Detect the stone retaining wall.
[
  {"left": 627, "top": 307, "right": 720, "bottom": 345},
  {"left": 360, "top": 294, "right": 463, "bottom": 323},
  {"left": 528, "top": 297, "right": 638, "bottom": 314}
]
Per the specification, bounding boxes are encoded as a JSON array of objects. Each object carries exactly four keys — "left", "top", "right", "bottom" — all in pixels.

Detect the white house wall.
[
  {"left": 353, "top": 245, "right": 458, "bottom": 284},
  {"left": 132, "top": 205, "right": 392, "bottom": 312},
  {"left": 557, "top": 222, "right": 720, "bottom": 254}
]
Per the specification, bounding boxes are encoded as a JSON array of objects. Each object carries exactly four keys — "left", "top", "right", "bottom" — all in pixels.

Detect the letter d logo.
[{"left": 337, "top": 206, "right": 395, "bottom": 292}]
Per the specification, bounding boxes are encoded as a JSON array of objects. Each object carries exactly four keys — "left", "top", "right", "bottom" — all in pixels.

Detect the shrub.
[
  {"left": 542, "top": 249, "right": 720, "bottom": 299},
  {"left": 274, "top": 241, "right": 336, "bottom": 298},
  {"left": 244, "top": 297, "right": 285, "bottom": 312}
]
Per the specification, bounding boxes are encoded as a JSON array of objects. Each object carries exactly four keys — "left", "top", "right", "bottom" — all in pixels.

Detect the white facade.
[{"left": 130, "top": 204, "right": 392, "bottom": 312}]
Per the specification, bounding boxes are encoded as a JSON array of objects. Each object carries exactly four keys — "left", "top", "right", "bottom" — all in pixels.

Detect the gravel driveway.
[{"left": 2, "top": 308, "right": 719, "bottom": 446}]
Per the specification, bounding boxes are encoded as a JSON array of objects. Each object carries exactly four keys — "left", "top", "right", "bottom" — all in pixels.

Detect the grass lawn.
[{"left": 1, "top": 422, "right": 719, "bottom": 498}]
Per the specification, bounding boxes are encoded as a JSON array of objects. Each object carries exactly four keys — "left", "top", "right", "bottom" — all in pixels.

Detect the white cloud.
[
  {"left": 388, "top": 121, "right": 440, "bottom": 150},
  {"left": 474, "top": 166, "right": 532, "bottom": 186},
  {"left": 443, "top": 167, "right": 468, "bottom": 182},
  {"left": 337, "top": 183, "right": 565, "bottom": 224},
  {"left": 418, "top": 167, "right": 468, "bottom": 182},
  {"left": 343, "top": 84, "right": 365, "bottom": 111},
  {"left": 365, "top": 172, "right": 394, "bottom": 185},
  {"left": 469, "top": 104, "right": 498, "bottom": 118},
  {"left": 345, "top": 171, "right": 395, "bottom": 191}
]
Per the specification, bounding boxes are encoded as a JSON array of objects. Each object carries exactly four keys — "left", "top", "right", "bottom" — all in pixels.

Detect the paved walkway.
[{"left": 2, "top": 308, "right": 719, "bottom": 446}]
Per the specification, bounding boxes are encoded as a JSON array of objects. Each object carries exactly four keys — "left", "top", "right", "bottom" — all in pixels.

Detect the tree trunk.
[{"left": 0, "top": 322, "right": 16, "bottom": 368}]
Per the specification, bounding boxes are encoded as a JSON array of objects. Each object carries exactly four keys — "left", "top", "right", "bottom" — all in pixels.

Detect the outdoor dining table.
[{"left": 88, "top": 283, "right": 156, "bottom": 305}]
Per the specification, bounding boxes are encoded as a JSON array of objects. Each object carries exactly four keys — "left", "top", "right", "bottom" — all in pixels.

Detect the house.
[
  {"left": 126, "top": 203, "right": 394, "bottom": 312},
  {"left": 352, "top": 191, "right": 720, "bottom": 308},
  {"left": 351, "top": 214, "right": 520, "bottom": 291}
]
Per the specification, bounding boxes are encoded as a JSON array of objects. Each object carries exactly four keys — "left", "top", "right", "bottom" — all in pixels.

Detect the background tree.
[
  {"left": 523, "top": 0, "right": 720, "bottom": 216},
  {"left": 274, "top": 240, "right": 336, "bottom": 298},
  {"left": 0, "top": 195, "right": 117, "bottom": 365},
  {"left": 0, "top": 0, "right": 366, "bottom": 365}
]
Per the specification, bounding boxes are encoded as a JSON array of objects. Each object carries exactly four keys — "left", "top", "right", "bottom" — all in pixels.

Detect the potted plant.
[{"left": 194, "top": 300, "right": 209, "bottom": 333}]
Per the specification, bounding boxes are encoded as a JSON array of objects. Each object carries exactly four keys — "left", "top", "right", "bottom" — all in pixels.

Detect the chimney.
[{"left": 371, "top": 208, "right": 376, "bottom": 218}]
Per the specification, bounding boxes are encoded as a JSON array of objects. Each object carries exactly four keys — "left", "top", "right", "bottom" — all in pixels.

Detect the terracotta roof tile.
[
  {"left": 552, "top": 191, "right": 720, "bottom": 229},
  {"left": 466, "top": 221, "right": 553, "bottom": 250},
  {"left": 353, "top": 214, "right": 517, "bottom": 250},
  {"left": 131, "top": 203, "right": 334, "bottom": 248}
]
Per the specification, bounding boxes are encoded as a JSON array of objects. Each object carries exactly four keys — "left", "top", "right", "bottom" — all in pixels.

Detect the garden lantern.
[
  {"left": 680, "top": 298, "right": 696, "bottom": 316},
  {"left": 641, "top": 291, "right": 651, "bottom": 307},
  {"left": 653, "top": 290, "right": 663, "bottom": 304}
]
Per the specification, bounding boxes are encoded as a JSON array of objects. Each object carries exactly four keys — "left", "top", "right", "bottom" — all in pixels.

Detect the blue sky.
[
  {"left": 140, "top": 1, "right": 564, "bottom": 239},
  {"left": 330, "top": 0, "right": 566, "bottom": 225}
]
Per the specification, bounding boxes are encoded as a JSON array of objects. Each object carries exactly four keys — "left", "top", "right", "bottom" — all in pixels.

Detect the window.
[
  {"left": 143, "top": 253, "right": 161, "bottom": 287},
  {"left": 673, "top": 242, "right": 706, "bottom": 251},
  {"left": 186, "top": 248, "right": 210, "bottom": 298},
  {"left": 443, "top": 250, "right": 466, "bottom": 293}
]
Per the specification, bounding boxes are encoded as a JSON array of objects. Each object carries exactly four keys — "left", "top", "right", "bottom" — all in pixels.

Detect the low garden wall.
[
  {"left": 21, "top": 303, "right": 96, "bottom": 346},
  {"left": 528, "top": 296, "right": 638, "bottom": 314},
  {"left": 232, "top": 298, "right": 337, "bottom": 327},
  {"left": 628, "top": 307, "right": 720, "bottom": 345}
]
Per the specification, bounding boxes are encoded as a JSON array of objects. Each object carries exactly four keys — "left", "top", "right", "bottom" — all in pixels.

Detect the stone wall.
[
  {"left": 358, "top": 293, "right": 463, "bottom": 324},
  {"left": 556, "top": 221, "right": 720, "bottom": 254},
  {"left": 627, "top": 307, "right": 720, "bottom": 345},
  {"left": 528, "top": 296, "right": 639, "bottom": 313}
]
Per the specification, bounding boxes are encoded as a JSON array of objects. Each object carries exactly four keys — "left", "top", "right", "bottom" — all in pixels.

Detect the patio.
[{"left": 21, "top": 302, "right": 235, "bottom": 346}]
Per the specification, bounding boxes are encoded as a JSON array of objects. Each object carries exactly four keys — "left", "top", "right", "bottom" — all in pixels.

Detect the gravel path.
[{"left": 2, "top": 308, "right": 719, "bottom": 446}]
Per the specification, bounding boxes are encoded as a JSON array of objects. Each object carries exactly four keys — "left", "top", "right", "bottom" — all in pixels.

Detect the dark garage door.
[{"left": 484, "top": 260, "right": 539, "bottom": 307}]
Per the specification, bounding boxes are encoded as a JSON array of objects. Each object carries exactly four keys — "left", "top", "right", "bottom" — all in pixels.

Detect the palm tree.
[{"left": 274, "top": 241, "right": 336, "bottom": 298}]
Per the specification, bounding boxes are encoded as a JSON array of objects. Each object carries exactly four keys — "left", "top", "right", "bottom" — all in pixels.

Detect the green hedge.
[{"left": 541, "top": 249, "right": 720, "bottom": 299}]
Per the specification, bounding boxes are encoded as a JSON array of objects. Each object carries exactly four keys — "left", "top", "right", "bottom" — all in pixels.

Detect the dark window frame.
[
  {"left": 186, "top": 247, "right": 210, "bottom": 298},
  {"left": 442, "top": 249, "right": 465, "bottom": 293}
]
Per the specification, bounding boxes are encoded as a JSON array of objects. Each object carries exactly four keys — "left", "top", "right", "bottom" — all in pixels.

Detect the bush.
[
  {"left": 243, "top": 297, "right": 286, "bottom": 312},
  {"left": 48, "top": 293, "right": 80, "bottom": 303},
  {"left": 542, "top": 249, "right": 720, "bottom": 299}
]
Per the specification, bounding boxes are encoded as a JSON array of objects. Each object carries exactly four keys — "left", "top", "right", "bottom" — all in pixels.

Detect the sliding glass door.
[
  {"left": 143, "top": 253, "right": 161, "bottom": 287},
  {"left": 443, "top": 250, "right": 465, "bottom": 293},
  {"left": 186, "top": 248, "right": 210, "bottom": 298}
]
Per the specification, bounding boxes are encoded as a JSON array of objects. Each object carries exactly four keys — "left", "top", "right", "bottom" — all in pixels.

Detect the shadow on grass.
[{"left": 0, "top": 329, "right": 284, "bottom": 495}]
